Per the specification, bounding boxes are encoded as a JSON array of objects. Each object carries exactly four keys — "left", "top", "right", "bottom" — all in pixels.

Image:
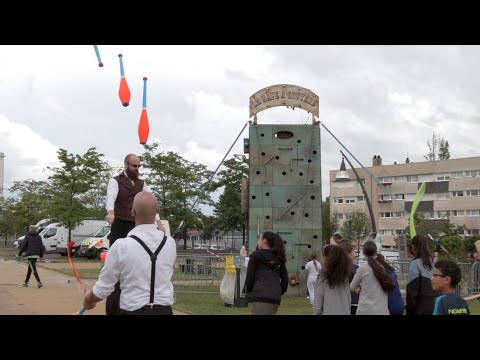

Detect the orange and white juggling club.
[
  {"left": 118, "top": 54, "right": 131, "bottom": 107},
  {"left": 138, "top": 77, "right": 150, "bottom": 144}
]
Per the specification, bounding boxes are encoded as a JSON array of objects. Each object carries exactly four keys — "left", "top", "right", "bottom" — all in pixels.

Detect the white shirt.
[
  {"left": 305, "top": 260, "right": 321, "bottom": 280},
  {"left": 92, "top": 224, "right": 177, "bottom": 311},
  {"left": 106, "top": 172, "right": 160, "bottom": 221}
]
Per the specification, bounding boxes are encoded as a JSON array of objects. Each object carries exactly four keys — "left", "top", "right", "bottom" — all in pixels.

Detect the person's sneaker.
[
  {"left": 37, "top": 282, "right": 43, "bottom": 288},
  {"left": 22, "top": 282, "right": 28, "bottom": 287}
]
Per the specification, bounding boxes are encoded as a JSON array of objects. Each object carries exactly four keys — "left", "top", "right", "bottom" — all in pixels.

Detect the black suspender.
[{"left": 129, "top": 234, "right": 167, "bottom": 306}]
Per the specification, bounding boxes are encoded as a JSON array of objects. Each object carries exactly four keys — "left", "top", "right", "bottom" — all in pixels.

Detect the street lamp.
[{"left": 338, "top": 151, "right": 377, "bottom": 234}]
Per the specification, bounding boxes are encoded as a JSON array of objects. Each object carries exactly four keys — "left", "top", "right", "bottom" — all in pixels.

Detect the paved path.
[{"left": 0, "top": 258, "right": 187, "bottom": 315}]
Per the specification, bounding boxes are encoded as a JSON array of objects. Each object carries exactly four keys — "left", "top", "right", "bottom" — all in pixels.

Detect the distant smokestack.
[{"left": 0, "top": 152, "right": 4, "bottom": 198}]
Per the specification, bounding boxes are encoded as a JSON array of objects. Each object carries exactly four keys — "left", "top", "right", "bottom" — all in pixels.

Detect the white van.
[
  {"left": 80, "top": 220, "right": 171, "bottom": 259},
  {"left": 41, "top": 220, "right": 107, "bottom": 256},
  {"left": 78, "top": 224, "right": 111, "bottom": 259}
]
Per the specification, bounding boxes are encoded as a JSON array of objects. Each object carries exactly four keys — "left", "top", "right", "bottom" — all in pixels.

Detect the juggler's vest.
[{"left": 114, "top": 173, "right": 144, "bottom": 222}]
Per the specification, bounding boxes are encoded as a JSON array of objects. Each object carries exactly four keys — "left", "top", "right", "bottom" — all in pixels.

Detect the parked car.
[{"left": 209, "top": 245, "right": 226, "bottom": 251}]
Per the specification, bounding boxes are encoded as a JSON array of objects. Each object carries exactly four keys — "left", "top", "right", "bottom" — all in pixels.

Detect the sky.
[{"left": 1, "top": 45, "right": 480, "bottom": 212}]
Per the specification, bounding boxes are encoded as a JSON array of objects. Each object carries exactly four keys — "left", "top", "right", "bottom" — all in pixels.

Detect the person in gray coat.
[
  {"left": 313, "top": 245, "right": 351, "bottom": 315},
  {"left": 350, "top": 241, "right": 394, "bottom": 315}
]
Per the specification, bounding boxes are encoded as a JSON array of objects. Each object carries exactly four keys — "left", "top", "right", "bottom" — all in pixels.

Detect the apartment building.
[{"left": 330, "top": 155, "right": 480, "bottom": 237}]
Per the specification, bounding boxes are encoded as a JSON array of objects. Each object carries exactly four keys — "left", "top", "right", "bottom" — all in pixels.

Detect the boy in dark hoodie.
[
  {"left": 18, "top": 225, "right": 44, "bottom": 288},
  {"left": 245, "top": 231, "right": 288, "bottom": 315}
]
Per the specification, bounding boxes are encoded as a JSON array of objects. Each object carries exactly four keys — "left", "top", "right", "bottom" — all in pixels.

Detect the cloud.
[
  {"left": 0, "top": 114, "right": 59, "bottom": 192},
  {"left": 2, "top": 45, "right": 480, "bottom": 204}
]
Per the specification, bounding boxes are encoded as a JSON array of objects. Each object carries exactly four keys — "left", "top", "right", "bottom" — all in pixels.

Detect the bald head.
[{"left": 132, "top": 192, "right": 159, "bottom": 225}]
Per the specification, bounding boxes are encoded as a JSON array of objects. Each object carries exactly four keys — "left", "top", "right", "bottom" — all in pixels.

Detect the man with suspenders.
[{"left": 83, "top": 192, "right": 176, "bottom": 315}]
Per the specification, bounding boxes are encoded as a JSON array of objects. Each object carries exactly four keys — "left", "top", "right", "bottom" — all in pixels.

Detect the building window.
[
  {"left": 406, "top": 175, "right": 418, "bottom": 183},
  {"left": 436, "top": 175, "right": 450, "bottom": 181},
  {"left": 452, "top": 210, "right": 464, "bottom": 217},
  {"left": 396, "top": 229, "right": 406, "bottom": 234},
  {"left": 451, "top": 171, "right": 463, "bottom": 178},
  {"left": 333, "top": 198, "right": 343, "bottom": 204},
  {"left": 345, "top": 198, "right": 355, "bottom": 204},
  {"left": 452, "top": 191, "right": 464, "bottom": 197},
  {"left": 379, "top": 194, "right": 392, "bottom": 201},
  {"left": 465, "top": 170, "right": 480, "bottom": 177},
  {"left": 466, "top": 210, "right": 480, "bottom": 216},
  {"left": 437, "top": 193, "right": 450, "bottom": 199},
  {"left": 356, "top": 196, "right": 364, "bottom": 202},
  {"left": 345, "top": 214, "right": 353, "bottom": 220},
  {"left": 335, "top": 213, "right": 344, "bottom": 220},
  {"left": 465, "top": 190, "right": 480, "bottom": 196},
  {"left": 393, "top": 176, "right": 406, "bottom": 182},
  {"left": 466, "top": 229, "right": 480, "bottom": 235},
  {"left": 379, "top": 230, "right": 394, "bottom": 235},
  {"left": 394, "top": 194, "right": 405, "bottom": 200},
  {"left": 380, "top": 177, "right": 392, "bottom": 183}
]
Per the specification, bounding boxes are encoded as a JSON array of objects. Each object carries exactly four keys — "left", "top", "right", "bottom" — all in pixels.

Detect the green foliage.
[
  {"left": 439, "top": 138, "right": 450, "bottom": 160},
  {"left": 464, "top": 235, "right": 480, "bottom": 254},
  {"left": 209, "top": 155, "right": 248, "bottom": 232},
  {"left": 340, "top": 210, "right": 370, "bottom": 244},
  {"left": 47, "top": 148, "right": 106, "bottom": 234},
  {"left": 438, "top": 235, "right": 466, "bottom": 260},
  {"left": 141, "top": 142, "right": 214, "bottom": 233},
  {"left": 424, "top": 131, "right": 451, "bottom": 161},
  {"left": 408, "top": 212, "right": 464, "bottom": 239},
  {"left": 8, "top": 180, "right": 52, "bottom": 233},
  {"left": 0, "top": 197, "right": 23, "bottom": 240},
  {"left": 322, "top": 197, "right": 335, "bottom": 245},
  {"left": 80, "top": 161, "right": 116, "bottom": 219}
]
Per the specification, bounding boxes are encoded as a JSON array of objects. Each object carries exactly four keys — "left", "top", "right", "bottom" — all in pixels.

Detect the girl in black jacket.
[
  {"left": 18, "top": 225, "right": 44, "bottom": 288},
  {"left": 245, "top": 231, "right": 288, "bottom": 315}
]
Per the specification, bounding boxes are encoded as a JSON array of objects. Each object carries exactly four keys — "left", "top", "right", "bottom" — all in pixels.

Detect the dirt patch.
[{"left": 0, "top": 257, "right": 187, "bottom": 315}]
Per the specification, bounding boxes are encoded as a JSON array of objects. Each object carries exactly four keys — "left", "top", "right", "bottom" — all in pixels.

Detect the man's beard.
[{"left": 126, "top": 169, "right": 139, "bottom": 180}]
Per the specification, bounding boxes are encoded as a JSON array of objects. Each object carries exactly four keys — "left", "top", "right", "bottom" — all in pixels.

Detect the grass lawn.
[
  {"left": 173, "top": 292, "right": 313, "bottom": 315},
  {"left": 48, "top": 267, "right": 480, "bottom": 315},
  {"left": 55, "top": 268, "right": 101, "bottom": 279}
]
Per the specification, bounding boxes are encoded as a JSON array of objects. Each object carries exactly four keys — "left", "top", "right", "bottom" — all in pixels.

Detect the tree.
[
  {"left": 407, "top": 212, "right": 463, "bottom": 239},
  {"left": 438, "top": 235, "right": 465, "bottom": 260},
  {"left": 208, "top": 155, "right": 249, "bottom": 233},
  {"left": 80, "top": 161, "right": 117, "bottom": 219},
  {"left": 424, "top": 132, "right": 451, "bottom": 161},
  {"left": 340, "top": 211, "right": 370, "bottom": 247},
  {"left": 439, "top": 138, "right": 450, "bottom": 160},
  {"left": 0, "top": 197, "right": 23, "bottom": 243},
  {"left": 9, "top": 180, "right": 53, "bottom": 232},
  {"left": 47, "top": 148, "right": 106, "bottom": 243},
  {"left": 140, "top": 142, "right": 214, "bottom": 235},
  {"left": 322, "top": 196, "right": 335, "bottom": 246}
]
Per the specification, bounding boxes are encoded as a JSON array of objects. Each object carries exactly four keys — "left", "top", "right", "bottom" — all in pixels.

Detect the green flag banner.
[{"left": 409, "top": 182, "right": 426, "bottom": 238}]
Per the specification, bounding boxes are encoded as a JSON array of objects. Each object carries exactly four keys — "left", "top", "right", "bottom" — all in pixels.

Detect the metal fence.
[
  {"left": 390, "top": 260, "right": 480, "bottom": 296},
  {"left": 173, "top": 253, "right": 229, "bottom": 295},
  {"left": 172, "top": 254, "right": 480, "bottom": 298}
]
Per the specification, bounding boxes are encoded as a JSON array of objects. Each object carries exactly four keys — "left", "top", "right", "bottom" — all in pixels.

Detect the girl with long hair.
[
  {"left": 305, "top": 251, "right": 321, "bottom": 306},
  {"left": 405, "top": 234, "right": 439, "bottom": 315},
  {"left": 376, "top": 254, "right": 404, "bottom": 315},
  {"left": 350, "top": 241, "right": 394, "bottom": 315},
  {"left": 245, "top": 231, "right": 289, "bottom": 315},
  {"left": 313, "top": 245, "right": 351, "bottom": 315}
]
